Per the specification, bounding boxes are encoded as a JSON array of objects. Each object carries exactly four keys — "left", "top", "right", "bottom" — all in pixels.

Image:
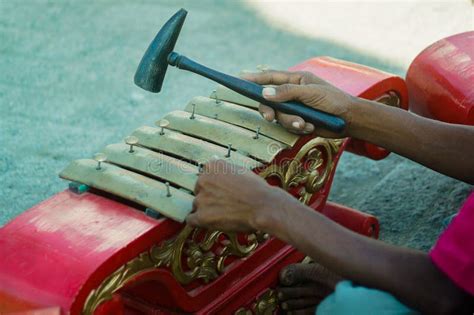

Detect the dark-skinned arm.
[
  {"left": 187, "top": 161, "right": 473, "bottom": 314},
  {"left": 242, "top": 70, "right": 474, "bottom": 184},
  {"left": 258, "top": 191, "right": 473, "bottom": 314},
  {"left": 349, "top": 98, "right": 474, "bottom": 184}
]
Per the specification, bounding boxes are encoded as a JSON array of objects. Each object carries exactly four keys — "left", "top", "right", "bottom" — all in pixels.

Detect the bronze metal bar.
[
  {"left": 210, "top": 85, "right": 260, "bottom": 109},
  {"left": 131, "top": 126, "right": 262, "bottom": 169},
  {"left": 59, "top": 159, "right": 194, "bottom": 222},
  {"left": 103, "top": 143, "right": 198, "bottom": 192},
  {"left": 162, "top": 111, "right": 288, "bottom": 163},
  {"left": 184, "top": 96, "right": 299, "bottom": 147}
]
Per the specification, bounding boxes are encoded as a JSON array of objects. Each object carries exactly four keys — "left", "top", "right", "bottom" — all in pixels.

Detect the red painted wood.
[
  {"left": 4, "top": 307, "right": 62, "bottom": 315},
  {"left": 321, "top": 202, "right": 379, "bottom": 239},
  {"left": 0, "top": 191, "right": 183, "bottom": 314},
  {"left": 407, "top": 31, "right": 474, "bottom": 125},
  {"left": 0, "top": 55, "right": 411, "bottom": 314}
]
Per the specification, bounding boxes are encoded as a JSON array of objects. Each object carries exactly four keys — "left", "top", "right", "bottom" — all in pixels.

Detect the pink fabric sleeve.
[{"left": 430, "top": 191, "right": 474, "bottom": 296}]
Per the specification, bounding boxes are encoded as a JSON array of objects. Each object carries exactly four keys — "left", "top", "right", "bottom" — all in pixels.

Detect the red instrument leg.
[{"left": 320, "top": 201, "right": 379, "bottom": 239}]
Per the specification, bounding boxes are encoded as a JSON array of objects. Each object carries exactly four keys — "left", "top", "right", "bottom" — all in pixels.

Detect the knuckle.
[
  {"left": 298, "top": 84, "right": 323, "bottom": 102},
  {"left": 300, "top": 70, "right": 314, "bottom": 79},
  {"left": 261, "top": 69, "right": 274, "bottom": 80},
  {"left": 296, "top": 70, "right": 313, "bottom": 80},
  {"left": 299, "top": 70, "right": 313, "bottom": 77},
  {"left": 276, "top": 84, "right": 291, "bottom": 95}
]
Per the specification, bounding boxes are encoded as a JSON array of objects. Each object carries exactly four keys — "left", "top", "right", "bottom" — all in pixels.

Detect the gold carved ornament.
[
  {"left": 82, "top": 137, "right": 343, "bottom": 314},
  {"left": 82, "top": 226, "right": 263, "bottom": 314},
  {"left": 235, "top": 289, "right": 278, "bottom": 315},
  {"left": 259, "top": 137, "right": 344, "bottom": 205}
]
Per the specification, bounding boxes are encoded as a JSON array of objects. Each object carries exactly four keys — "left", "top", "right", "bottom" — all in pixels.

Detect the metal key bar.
[
  {"left": 131, "top": 126, "right": 262, "bottom": 169},
  {"left": 103, "top": 143, "right": 198, "bottom": 192},
  {"left": 210, "top": 85, "right": 260, "bottom": 109},
  {"left": 184, "top": 96, "right": 299, "bottom": 147},
  {"left": 59, "top": 159, "right": 194, "bottom": 222},
  {"left": 162, "top": 111, "right": 288, "bottom": 163}
]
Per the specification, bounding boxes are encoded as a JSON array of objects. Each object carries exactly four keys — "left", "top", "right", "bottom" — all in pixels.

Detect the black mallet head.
[{"left": 134, "top": 8, "right": 187, "bottom": 93}]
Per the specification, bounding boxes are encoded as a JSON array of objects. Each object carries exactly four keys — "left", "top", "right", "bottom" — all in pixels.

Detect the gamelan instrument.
[
  {"left": 0, "top": 58, "right": 403, "bottom": 315},
  {"left": 1, "top": 15, "right": 472, "bottom": 315}
]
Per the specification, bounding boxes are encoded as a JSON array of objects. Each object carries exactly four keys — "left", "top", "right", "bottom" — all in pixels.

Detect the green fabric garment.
[{"left": 317, "top": 281, "right": 418, "bottom": 315}]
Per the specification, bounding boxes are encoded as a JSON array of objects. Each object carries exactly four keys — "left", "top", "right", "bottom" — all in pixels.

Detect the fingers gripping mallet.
[{"left": 134, "top": 9, "right": 346, "bottom": 133}]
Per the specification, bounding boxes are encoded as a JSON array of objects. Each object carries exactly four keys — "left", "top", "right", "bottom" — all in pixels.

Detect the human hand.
[
  {"left": 186, "top": 159, "right": 292, "bottom": 233},
  {"left": 277, "top": 262, "right": 342, "bottom": 313},
  {"left": 241, "top": 70, "right": 356, "bottom": 138}
]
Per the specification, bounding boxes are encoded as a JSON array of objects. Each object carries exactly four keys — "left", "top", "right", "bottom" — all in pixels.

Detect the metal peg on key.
[
  {"left": 93, "top": 153, "right": 107, "bottom": 170},
  {"left": 156, "top": 119, "right": 170, "bottom": 135},
  {"left": 190, "top": 103, "right": 196, "bottom": 119},
  {"left": 165, "top": 182, "right": 171, "bottom": 197},
  {"left": 213, "top": 90, "right": 221, "bottom": 104},
  {"left": 253, "top": 126, "right": 261, "bottom": 140},
  {"left": 125, "top": 135, "right": 139, "bottom": 153},
  {"left": 225, "top": 143, "right": 232, "bottom": 158}
]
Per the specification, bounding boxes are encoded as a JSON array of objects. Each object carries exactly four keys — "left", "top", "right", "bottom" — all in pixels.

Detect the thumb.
[{"left": 262, "top": 84, "right": 325, "bottom": 107}]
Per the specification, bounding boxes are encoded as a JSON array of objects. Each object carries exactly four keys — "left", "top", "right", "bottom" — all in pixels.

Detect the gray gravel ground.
[{"left": 0, "top": 0, "right": 471, "bottom": 251}]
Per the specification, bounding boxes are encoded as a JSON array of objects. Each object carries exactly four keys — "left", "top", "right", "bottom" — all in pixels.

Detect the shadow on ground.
[{"left": 0, "top": 0, "right": 471, "bottom": 250}]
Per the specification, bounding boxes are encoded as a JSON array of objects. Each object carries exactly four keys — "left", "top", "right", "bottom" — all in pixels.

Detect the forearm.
[
  {"left": 259, "top": 198, "right": 470, "bottom": 314},
  {"left": 348, "top": 98, "right": 474, "bottom": 184}
]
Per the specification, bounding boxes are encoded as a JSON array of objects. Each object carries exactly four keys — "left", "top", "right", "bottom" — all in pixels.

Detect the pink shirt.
[{"left": 430, "top": 191, "right": 474, "bottom": 296}]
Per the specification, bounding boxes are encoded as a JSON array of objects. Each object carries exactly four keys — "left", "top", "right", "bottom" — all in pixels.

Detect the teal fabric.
[{"left": 316, "top": 281, "right": 418, "bottom": 315}]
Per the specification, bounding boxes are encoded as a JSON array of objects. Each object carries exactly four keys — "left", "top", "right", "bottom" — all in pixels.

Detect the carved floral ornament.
[
  {"left": 235, "top": 289, "right": 279, "bottom": 315},
  {"left": 259, "top": 137, "right": 343, "bottom": 205},
  {"left": 82, "top": 226, "right": 265, "bottom": 314},
  {"left": 82, "top": 137, "right": 343, "bottom": 314}
]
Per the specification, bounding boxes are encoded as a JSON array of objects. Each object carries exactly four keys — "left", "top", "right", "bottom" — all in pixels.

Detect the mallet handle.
[{"left": 168, "top": 52, "right": 345, "bottom": 133}]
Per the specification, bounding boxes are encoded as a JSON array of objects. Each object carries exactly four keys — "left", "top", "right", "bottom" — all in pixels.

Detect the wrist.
[
  {"left": 250, "top": 187, "right": 292, "bottom": 235},
  {"left": 346, "top": 97, "right": 378, "bottom": 139}
]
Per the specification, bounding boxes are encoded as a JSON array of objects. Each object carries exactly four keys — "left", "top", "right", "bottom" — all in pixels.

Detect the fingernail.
[
  {"left": 292, "top": 121, "right": 302, "bottom": 129},
  {"left": 262, "top": 87, "right": 276, "bottom": 98},
  {"left": 277, "top": 292, "right": 284, "bottom": 299}
]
